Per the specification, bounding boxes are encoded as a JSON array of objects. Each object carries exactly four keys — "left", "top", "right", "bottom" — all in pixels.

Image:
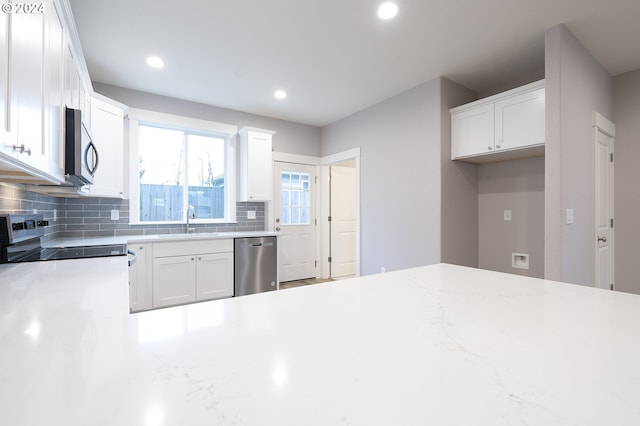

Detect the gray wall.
[
  {"left": 322, "top": 77, "right": 446, "bottom": 275},
  {"left": 440, "top": 79, "right": 479, "bottom": 267},
  {"left": 478, "top": 157, "right": 545, "bottom": 278},
  {"left": 613, "top": 70, "right": 640, "bottom": 295},
  {"left": 544, "top": 25, "right": 613, "bottom": 286},
  {"left": 0, "top": 183, "right": 60, "bottom": 242},
  {"left": 93, "top": 83, "right": 321, "bottom": 157}
]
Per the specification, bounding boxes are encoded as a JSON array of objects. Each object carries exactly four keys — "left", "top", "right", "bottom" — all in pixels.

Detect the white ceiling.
[{"left": 68, "top": 0, "right": 640, "bottom": 127}]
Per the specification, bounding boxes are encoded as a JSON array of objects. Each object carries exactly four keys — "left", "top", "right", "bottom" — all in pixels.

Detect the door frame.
[
  {"left": 320, "top": 148, "right": 361, "bottom": 279},
  {"left": 593, "top": 112, "right": 615, "bottom": 290},
  {"left": 272, "top": 153, "right": 321, "bottom": 280},
  {"left": 271, "top": 148, "right": 361, "bottom": 280}
]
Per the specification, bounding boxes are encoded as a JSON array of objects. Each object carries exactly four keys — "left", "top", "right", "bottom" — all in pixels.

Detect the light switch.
[
  {"left": 247, "top": 210, "right": 256, "bottom": 220},
  {"left": 566, "top": 208, "right": 574, "bottom": 225},
  {"left": 504, "top": 210, "right": 512, "bottom": 221},
  {"left": 111, "top": 209, "right": 120, "bottom": 221}
]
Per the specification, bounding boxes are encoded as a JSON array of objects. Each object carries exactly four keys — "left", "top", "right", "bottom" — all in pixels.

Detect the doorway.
[
  {"left": 274, "top": 161, "right": 317, "bottom": 282},
  {"left": 329, "top": 162, "right": 357, "bottom": 278},
  {"left": 593, "top": 112, "right": 615, "bottom": 290},
  {"left": 320, "top": 147, "right": 361, "bottom": 279}
]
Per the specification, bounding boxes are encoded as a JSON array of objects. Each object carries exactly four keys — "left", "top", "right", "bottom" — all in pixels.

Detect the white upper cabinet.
[
  {"left": 451, "top": 103, "right": 494, "bottom": 158},
  {"left": 85, "top": 94, "right": 127, "bottom": 198},
  {"left": 0, "top": 11, "right": 10, "bottom": 153},
  {"left": 238, "top": 127, "right": 275, "bottom": 201},
  {"left": 8, "top": 3, "right": 47, "bottom": 170},
  {"left": 0, "top": 0, "right": 88, "bottom": 184},
  {"left": 451, "top": 80, "right": 545, "bottom": 163},
  {"left": 494, "top": 87, "right": 545, "bottom": 152},
  {"left": 44, "top": 0, "right": 66, "bottom": 179}
]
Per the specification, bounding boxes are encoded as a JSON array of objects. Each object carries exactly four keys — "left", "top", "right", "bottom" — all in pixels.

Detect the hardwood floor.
[{"left": 279, "top": 277, "right": 334, "bottom": 290}]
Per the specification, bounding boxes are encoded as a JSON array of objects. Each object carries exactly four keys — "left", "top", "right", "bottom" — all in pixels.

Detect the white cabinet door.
[
  {"left": 495, "top": 87, "right": 545, "bottom": 151},
  {"left": 451, "top": 103, "right": 494, "bottom": 159},
  {"left": 64, "top": 44, "right": 80, "bottom": 110},
  {"left": 196, "top": 252, "right": 234, "bottom": 301},
  {"left": 9, "top": 4, "right": 46, "bottom": 169},
  {"left": 153, "top": 255, "right": 197, "bottom": 308},
  {"left": 87, "top": 96, "right": 125, "bottom": 198},
  {"left": 239, "top": 128, "right": 274, "bottom": 201},
  {"left": 129, "top": 244, "right": 152, "bottom": 313},
  {"left": 0, "top": 11, "right": 11, "bottom": 154},
  {"left": 44, "top": 0, "right": 65, "bottom": 179}
]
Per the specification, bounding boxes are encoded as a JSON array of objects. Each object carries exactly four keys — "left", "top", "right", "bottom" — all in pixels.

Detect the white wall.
[
  {"left": 544, "top": 25, "right": 613, "bottom": 286},
  {"left": 613, "top": 70, "right": 640, "bottom": 295},
  {"left": 440, "top": 79, "right": 479, "bottom": 267},
  {"left": 321, "top": 79, "right": 442, "bottom": 275},
  {"left": 93, "top": 83, "right": 321, "bottom": 157},
  {"left": 321, "top": 77, "right": 478, "bottom": 275},
  {"left": 478, "top": 157, "right": 545, "bottom": 278}
]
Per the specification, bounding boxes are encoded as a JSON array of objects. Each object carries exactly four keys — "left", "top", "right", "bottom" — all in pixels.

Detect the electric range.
[{"left": 0, "top": 214, "right": 126, "bottom": 263}]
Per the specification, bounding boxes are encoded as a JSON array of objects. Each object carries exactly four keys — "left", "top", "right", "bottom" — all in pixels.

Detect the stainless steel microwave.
[{"left": 64, "top": 107, "right": 98, "bottom": 186}]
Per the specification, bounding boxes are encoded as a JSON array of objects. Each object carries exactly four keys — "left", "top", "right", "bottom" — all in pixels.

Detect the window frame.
[{"left": 128, "top": 109, "right": 237, "bottom": 225}]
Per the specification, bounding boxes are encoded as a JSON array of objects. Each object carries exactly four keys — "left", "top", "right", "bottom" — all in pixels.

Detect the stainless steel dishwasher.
[{"left": 234, "top": 236, "right": 277, "bottom": 296}]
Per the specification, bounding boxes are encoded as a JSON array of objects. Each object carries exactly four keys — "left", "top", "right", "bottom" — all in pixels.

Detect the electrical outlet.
[
  {"left": 53, "top": 209, "right": 57, "bottom": 221},
  {"left": 504, "top": 210, "right": 512, "bottom": 221},
  {"left": 380, "top": 267, "right": 386, "bottom": 273},
  {"left": 111, "top": 210, "right": 119, "bottom": 221},
  {"left": 247, "top": 210, "right": 256, "bottom": 220}
]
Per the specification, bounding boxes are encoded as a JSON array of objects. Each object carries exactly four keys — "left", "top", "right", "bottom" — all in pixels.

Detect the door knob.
[
  {"left": 598, "top": 236, "right": 607, "bottom": 243},
  {"left": 275, "top": 218, "right": 280, "bottom": 223},
  {"left": 275, "top": 226, "right": 281, "bottom": 231}
]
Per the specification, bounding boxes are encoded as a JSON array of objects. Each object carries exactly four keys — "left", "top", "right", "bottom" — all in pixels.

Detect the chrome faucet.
[{"left": 186, "top": 205, "right": 195, "bottom": 233}]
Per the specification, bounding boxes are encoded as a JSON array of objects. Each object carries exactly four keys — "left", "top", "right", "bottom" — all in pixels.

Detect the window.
[
  {"left": 129, "top": 110, "right": 237, "bottom": 224},
  {"left": 280, "top": 170, "right": 311, "bottom": 225}
]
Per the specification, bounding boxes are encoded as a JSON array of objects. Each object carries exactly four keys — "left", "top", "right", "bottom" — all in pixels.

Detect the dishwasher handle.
[
  {"left": 239, "top": 242, "right": 274, "bottom": 249},
  {"left": 127, "top": 249, "right": 137, "bottom": 267}
]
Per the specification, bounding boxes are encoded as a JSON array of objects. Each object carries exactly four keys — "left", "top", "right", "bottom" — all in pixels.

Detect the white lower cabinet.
[
  {"left": 129, "top": 243, "right": 152, "bottom": 313},
  {"left": 196, "top": 253, "right": 234, "bottom": 301},
  {"left": 130, "top": 238, "right": 234, "bottom": 312},
  {"left": 153, "top": 255, "right": 198, "bottom": 308}
]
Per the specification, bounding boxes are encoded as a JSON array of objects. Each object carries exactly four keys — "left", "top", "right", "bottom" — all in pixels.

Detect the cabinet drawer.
[{"left": 153, "top": 239, "right": 233, "bottom": 258}]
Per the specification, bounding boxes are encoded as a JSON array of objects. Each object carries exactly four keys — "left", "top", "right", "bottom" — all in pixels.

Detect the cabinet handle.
[
  {"left": 191, "top": 257, "right": 195, "bottom": 261},
  {"left": 496, "top": 145, "right": 501, "bottom": 149},
  {"left": 198, "top": 257, "right": 202, "bottom": 261},
  {"left": 487, "top": 146, "right": 493, "bottom": 151},
  {"left": 12, "top": 144, "right": 32, "bottom": 156}
]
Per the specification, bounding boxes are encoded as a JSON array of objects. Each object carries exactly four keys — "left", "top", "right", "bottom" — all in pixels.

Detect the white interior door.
[
  {"left": 594, "top": 124, "right": 614, "bottom": 290},
  {"left": 330, "top": 165, "right": 356, "bottom": 278},
  {"left": 274, "top": 162, "right": 316, "bottom": 282}
]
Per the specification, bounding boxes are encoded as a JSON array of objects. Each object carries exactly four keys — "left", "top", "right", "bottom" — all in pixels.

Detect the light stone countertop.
[
  {"left": 1, "top": 260, "right": 639, "bottom": 425},
  {"left": 43, "top": 231, "right": 277, "bottom": 248}
]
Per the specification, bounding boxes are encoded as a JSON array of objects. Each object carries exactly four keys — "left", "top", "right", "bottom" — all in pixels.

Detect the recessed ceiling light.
[
  {"left": 274, "top": 90, "right": 287, "bottom": 100},
  {"left": 146, "top": 56, "right": 165, "bottom": 69},
  {"left": 377, "top": 2, "right": 398, "bottom": 20}
]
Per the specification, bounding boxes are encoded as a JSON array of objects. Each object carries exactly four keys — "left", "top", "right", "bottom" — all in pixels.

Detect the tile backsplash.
[
  {"left": 0, "top": 183, "right": 61, "bottom": 242},
  {"left": 0, "top": 183, "right": 266, "bottom": 242}
]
